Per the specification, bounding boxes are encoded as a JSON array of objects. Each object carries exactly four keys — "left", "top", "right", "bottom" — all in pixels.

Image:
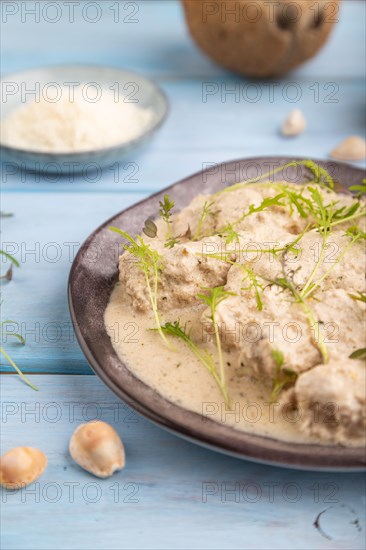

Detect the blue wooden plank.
[
  {"left": 1, "top": 192, "right": 148, "bottom": 375},
  {"left": 1, "top": 374, "right": 365, "bottom": 550}
]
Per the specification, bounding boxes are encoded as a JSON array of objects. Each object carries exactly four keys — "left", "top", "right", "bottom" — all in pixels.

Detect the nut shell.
[
  {"left": 69, "top": 421, "right": 125, "bottom": 478},
  {"left": 0, "top": 447, "right": 47, "bottom": 489},
  {"left": 282, "top": 109, "right": 306, "bottom": 136},
  {"left": 331, "top": 136, "right": 366, "bottom": 161},
  {"left": 182, "top": 0, "right": 340, "bottom": 77}
]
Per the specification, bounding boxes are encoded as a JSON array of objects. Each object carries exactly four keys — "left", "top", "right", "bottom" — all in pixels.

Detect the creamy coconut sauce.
[{"left": 105, "top": 178, "right": 366, "bottom": 446}]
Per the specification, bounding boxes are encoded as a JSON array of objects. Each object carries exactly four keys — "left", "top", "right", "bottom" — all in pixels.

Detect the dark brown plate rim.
[{"left": 68, "top": 156, "right": 366, "bottom": 471}]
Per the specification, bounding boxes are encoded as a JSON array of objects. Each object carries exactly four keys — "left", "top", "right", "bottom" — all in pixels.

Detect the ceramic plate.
[
  {"left": 0, "top": 64, "right": 168, "bottom": 172},
  {"left": 68, "top": 157, "right": 366, "bottom": 471}
]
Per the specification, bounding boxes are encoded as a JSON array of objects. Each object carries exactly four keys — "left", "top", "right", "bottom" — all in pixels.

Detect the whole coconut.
[{"left": 182, "top": 0, "right": 340, "bottom": 77}]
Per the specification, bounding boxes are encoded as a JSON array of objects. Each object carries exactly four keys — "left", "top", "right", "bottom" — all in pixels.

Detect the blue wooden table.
[{"left": 1, "top": 2, "right": 365, "bottom": 549}]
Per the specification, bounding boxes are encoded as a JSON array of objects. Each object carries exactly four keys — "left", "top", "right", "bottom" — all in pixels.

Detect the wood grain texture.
[
  {"left": 1, "top": 1, "right": 365, "bottom": 549},
  {"left": 1, "top": 192, "right": 145, "bottom": 375},
  {"left": 1, "top": 375, "right": 365, "bottom": 550}
]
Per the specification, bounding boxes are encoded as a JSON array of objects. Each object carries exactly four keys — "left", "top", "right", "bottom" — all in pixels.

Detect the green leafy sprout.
[
  {"left": 109, "top": 227, "right": 173, "bottom": 349},
  {"left": 270, "top": 349, "right": 297, "bottom": 403},
  {"left": 201, "top": 224, "right": 307, "bottom": 265},
  {"left": 159, "top": 194, "right": 180, "bottom": 248},
  {"left": 217, "top": 180, "right": 364, "bottom": 248},
  {"left": 194, "top": 200, "right": 216, "bottom": 241},
  {"left": 0, "top": 250, "right": 19, "bottom": 268},
  {"left": 349, "top": 291, "right": 366, "bottom": 303},
  {"left": 143, "top": 194, "right": 181, "bottom": 248},
  {"left": 0, "top": 327, "right": 38, "bottom": 391},
  {"left": 241, "top": 266, "right": 264, "bottom": 311},
  {"left": 271, "top": 270, "right": 329, "bottom": 363},
  {"left": 300, "top": 225, "right": 365, "bottom": 301},
  {"left": 160, "top": 320, "right": 230, "bottom": 406},
  {"left": 266, "top": 214, "right": 365, "bottom": 367},
  {"left": 1, "top": 230, "right": 38, "bottom": 390},
  {"left": 220, "top": 193, "right": 287, "bottom": 238},
  {"left": 197, "top": 286, "right": 236, "bottom": 406},
  {"left": 349, "top": 179, "right": 366, "bottom": 198},
  {"left": 0, "top": 260, "right": 38, "bottom": 389},
  {"left": 217, "top": 160, "right": 335, "bottom": 195}
]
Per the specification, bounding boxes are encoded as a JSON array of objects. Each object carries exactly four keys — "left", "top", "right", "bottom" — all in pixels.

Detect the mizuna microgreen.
[
  {"left": 109, "top": 227, "right": 173, "bottom": 349},
  {"left": 349, "top": 179, "right": 366, "bottom": 198},
  {"left": 0, "top": 231, "right": 37, "bottom": 390},
  {"left": 194, "top": 200, "right": 216, "bottom": 241},
  {"left": 200, "top": 245, "right": 285, "bottom": 264},
  {"left": 270, "top": 258, "right": 329, "bottom": 363},
  {"left": 349, "top": 291, "right": 366, "bottom": 303},
  {"left": 270, "top": 349, "right": 297, "bottom": 403},
  {"left": 0, "top": 250, "right": 20, "bottom": 268},
  {"left": 159, "top": 194, "right": 178, "bottom": 248},
  {"left": 0, "top": 321, "right": 38, "bottom": 391},
  {"left": 146, "top": 194, "right": 181, "bottom": 248},
  {"left": 200, "top": 226, "right": 306, "bottom": 265},
  {"left": 241, "top": 267, "right": 264, "bottom": 311},
  {"left": 164, "top": 235, "right": 181, "bottom": 249},
  {"left": 197, "top": 286, "right": 235, "bottom": 405},
  {"left": 301, "top": 226, "right": 366, "bottom": 300},
  {"left": 220, "top": 223, "right": 240, "bottom": 244},
  {"left": 217, "top": 193, "right": 287, "bottom": 240},
  {"left": 218, "top": 160, "right": 335, "bottom": 195},
  {"left": 160, "top": 320, "right": 230, "bottom": 406}
]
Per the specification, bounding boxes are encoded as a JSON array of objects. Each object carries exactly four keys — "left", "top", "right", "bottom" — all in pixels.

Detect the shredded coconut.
[{"left": 0, "top": 88, "right": 154, "bottom": 153}]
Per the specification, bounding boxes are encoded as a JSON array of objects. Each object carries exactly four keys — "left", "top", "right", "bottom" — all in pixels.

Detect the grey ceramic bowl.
[
  {"left": 0, "top": 65, "right": 168, "bottom": 173},
  {"left": 68, "top": 157, "right": 366, "bottom": 471}
]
